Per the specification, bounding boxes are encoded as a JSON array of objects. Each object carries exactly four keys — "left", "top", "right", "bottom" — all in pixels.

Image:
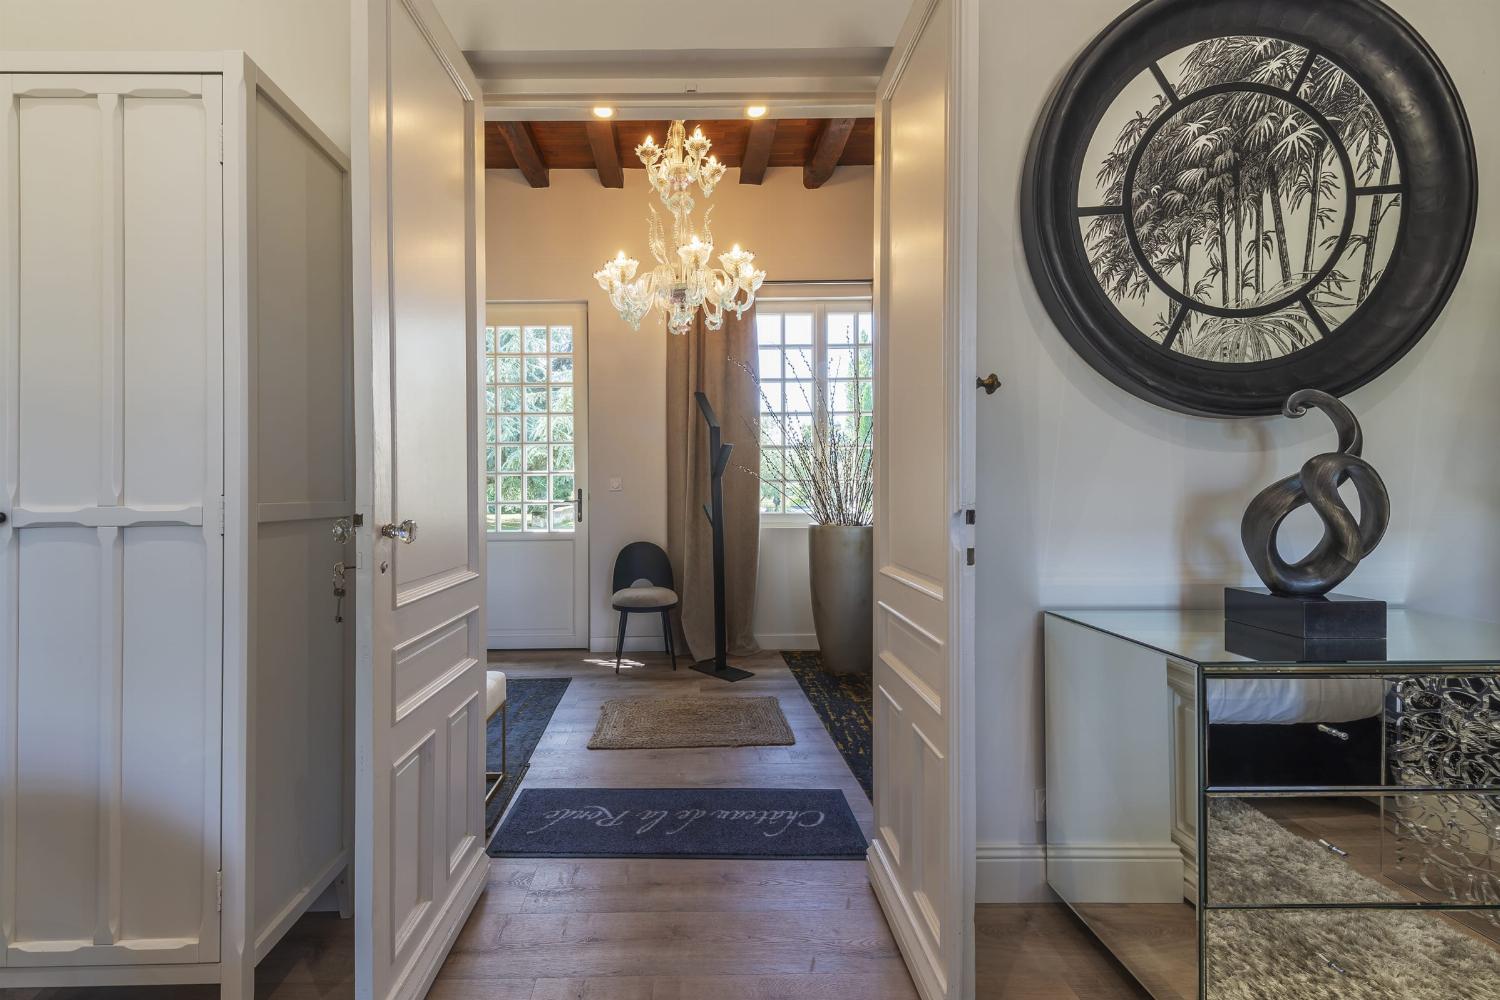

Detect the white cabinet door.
[
  {"left": 0, "top": 72, "right": 224, "bottom": 968},
  {"left": 867, "top": 1, "right": 977, "bottom": 998},
  {"left": 352, "top": 2, "right": 489, "bottom": 998},
  {"left": 484, "top": 302, "right": 589, "bottom": 649}
]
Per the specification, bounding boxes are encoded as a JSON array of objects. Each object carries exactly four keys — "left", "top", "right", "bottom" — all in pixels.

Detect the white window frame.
[{"left": 754, "top": 284, "right": 874, "bottom": 525}]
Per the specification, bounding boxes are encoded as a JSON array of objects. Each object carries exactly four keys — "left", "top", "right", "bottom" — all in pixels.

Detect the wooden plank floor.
[
  {"left": 2, "top": 650, "right": 1153, "bottom": 1000},
  {"left": 976, "top": 904, "right": 1153, "bottom": 1000}
]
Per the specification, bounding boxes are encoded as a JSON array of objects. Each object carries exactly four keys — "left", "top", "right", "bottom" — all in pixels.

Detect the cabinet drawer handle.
[
  {"left": 1317, "top": 953, "right": 1348, "bottom": 976},
  {"left": 1318, "top": 838, "right": 1349, "bottom": 858},
  {"left": 1317, "top": 724, "right": 1350, "bottom": 741}
]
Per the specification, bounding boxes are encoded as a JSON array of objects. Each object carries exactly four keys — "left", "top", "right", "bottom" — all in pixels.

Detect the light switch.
[{"left": 609, "top": 477, "right": 623, "bottom": 492}]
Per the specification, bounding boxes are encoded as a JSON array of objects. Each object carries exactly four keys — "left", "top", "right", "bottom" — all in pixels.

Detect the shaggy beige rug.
[
  {"left": 1207, "top": 800, "right": 1500, "bottom": 999},
  {"left": 588, "top": 696, "right": 795, "bottom": 750}
]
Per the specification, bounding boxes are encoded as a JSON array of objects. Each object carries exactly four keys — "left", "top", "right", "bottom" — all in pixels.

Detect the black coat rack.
[{"left": 690, "top": 391, "right": 754, "bottom": 682}]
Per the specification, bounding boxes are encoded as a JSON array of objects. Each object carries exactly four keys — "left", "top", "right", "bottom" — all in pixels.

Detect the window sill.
[{"left": 760, "top": 513, "right": 816, "bottom": 529}]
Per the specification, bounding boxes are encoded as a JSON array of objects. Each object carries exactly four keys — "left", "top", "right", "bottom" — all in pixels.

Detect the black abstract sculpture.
[{"left": 1241, "top": 389, "right": 1390, "bottom": 597}]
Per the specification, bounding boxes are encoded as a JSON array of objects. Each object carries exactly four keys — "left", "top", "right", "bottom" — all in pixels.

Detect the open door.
[
  {"left": 351, "top": 2, "right": 488, "bottom": 999},
  {"left": 867, "top": 1, "right": 977, "bottom": 999}
]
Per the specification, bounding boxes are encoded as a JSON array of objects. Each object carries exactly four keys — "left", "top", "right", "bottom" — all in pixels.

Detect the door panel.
[
  {"left": 0, "top": 73, "right": 223, "bottom": 968},
  {"left": 353, "top": 2, "right": 488, "bottom": 998},
  {"left": 868, "top": 2, "right": 976, "bottom": 999},
  {"left": 389, "top": 2, "right": 474, "bottom": 594}
]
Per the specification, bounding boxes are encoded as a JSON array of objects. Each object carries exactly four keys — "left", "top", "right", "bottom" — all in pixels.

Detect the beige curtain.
[{"left": 666, "top": 307, "right": 761, "bottom": 663}]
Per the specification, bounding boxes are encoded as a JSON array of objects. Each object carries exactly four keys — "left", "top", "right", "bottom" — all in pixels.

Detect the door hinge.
[
  {"left": 216, "top": 870, "right": 223, "bottom": 911},
  {"left": 217, "top": 496, "right": 226, "bottom": 536},
  {"left": 966, "top": 547, "right": 976, "bottom": 566},
  {"left": 217, "top": 124, "right": 224, "bottom": 164}
]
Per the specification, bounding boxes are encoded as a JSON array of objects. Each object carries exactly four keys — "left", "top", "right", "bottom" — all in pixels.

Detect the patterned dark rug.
[
  {"left": 782, "top": 651, "right": 872, "bottom": 799},
  {"left": 490, "top": 787, "right": 868, "bottom": 859},
  {"left": 485, "top": 677, "right": 570, "bottom": 833}
]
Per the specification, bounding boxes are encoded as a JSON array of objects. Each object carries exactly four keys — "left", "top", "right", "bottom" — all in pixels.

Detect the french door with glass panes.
[
  {"left": 754, "top": 295, "right": 874, "bottom": 515},
  {"left": 483, "top": 302, "right": 589, "bottom": 648}
]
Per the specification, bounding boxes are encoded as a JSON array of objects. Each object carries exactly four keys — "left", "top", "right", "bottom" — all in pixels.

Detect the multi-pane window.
[
  {"left": 484, "top": 323, "right": 577, "bottom": 533},
  {"left": 755, "top": 300, "right": 874, "bottom": 514}
]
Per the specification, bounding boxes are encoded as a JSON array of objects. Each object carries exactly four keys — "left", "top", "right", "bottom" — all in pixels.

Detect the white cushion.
[
  {"left": 486, "top": 670, "right": 507, "bottom": 719},
  {"left": 611, "top": 586, "right": 678, "bottom": 609}
]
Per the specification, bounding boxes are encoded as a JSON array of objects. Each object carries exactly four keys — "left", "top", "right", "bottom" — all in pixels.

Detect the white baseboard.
[
  {"left": 975, "top": 843, "right": 1050, "bottom": 904},
  {"left": 1043, "top": 844, "right": 1185, "bottom": 905},
  {"left": 755, "top": 632, "right": 819, "bottom": 651}
]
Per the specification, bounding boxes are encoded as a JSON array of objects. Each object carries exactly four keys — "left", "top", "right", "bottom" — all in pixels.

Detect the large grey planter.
[{"left": 808, "top": 524, "right": 874, "bottom": 675}]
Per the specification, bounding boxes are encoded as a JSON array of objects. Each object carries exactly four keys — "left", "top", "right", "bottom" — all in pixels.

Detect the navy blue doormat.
[
  {"left": 489, "top": 787, "right": 869, "bottom": 860},
  {"left": 486, "top": 677, "right": 571, "bottom": 831}
]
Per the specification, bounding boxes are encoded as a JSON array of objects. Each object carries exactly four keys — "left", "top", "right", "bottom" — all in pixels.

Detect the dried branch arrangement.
[{"left": 729, "top": 356, "right": 873, "bottom": 526}]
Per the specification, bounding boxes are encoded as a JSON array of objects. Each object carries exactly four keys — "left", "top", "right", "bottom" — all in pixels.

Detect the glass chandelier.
[{"left": 593, "top": 121, "right": 766, "bottom": 336}]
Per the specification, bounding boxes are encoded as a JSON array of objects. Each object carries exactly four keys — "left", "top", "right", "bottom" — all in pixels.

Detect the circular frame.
[{"left": 1022, "top": 0, "right": 1478, "bottom": 417}]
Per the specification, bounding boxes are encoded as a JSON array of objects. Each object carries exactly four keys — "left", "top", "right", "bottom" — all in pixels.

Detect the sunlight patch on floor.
[{"left": 582, "top": 656, "right": 647, "bottom": 670}]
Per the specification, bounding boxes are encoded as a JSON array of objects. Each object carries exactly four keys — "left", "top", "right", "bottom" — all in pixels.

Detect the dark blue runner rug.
[
  {"left": 490, "top": 787, "right": 869, "bottom": 859},
  {"left": 485, "top": 677, "right": 571, "bottom": 833}
]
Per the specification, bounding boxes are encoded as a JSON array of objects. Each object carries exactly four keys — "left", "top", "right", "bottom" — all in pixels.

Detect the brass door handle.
[{"left": 380, "top": 519, "right": 417, "bottom": 544}]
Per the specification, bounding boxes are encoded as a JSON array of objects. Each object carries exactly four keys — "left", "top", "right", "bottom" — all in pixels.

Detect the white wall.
[
  {"left": 974, "top": 0, "right": 1500, "bottom": 902},
  {"left": 0, "top": 0, "right": 350, "bottom": 155},
  {"left": 486, "top": 165, "right": 873, "bottom": 651}
]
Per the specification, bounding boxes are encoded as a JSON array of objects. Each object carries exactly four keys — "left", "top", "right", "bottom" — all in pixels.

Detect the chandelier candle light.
[{"left": 593, "top": 121, "right": 766, "bottom": 335}]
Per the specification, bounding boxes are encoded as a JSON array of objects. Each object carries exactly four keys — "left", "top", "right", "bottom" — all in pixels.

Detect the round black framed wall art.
[{"left": 1022, "top": 0, "right": 1477, "bottom": 417}]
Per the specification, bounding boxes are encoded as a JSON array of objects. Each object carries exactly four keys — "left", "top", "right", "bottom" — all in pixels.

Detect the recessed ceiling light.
[
  {"left": 746, "top": 105, "right": 768, "bottom": 119},
  {"left": 592, "top": 106, "right": 615, "bottom": 119}
]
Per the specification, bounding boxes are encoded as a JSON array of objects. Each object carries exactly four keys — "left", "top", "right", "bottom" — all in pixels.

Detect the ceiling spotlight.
[
  {"left": 592, "top": 106, "right": 615, "bottom": 119},
  {"left": 746, "top": 105, "right": 768, "bottom": 119}
]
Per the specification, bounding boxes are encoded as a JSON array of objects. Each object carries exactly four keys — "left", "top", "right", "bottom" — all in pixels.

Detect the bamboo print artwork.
[{"left": 1079, "top": 36, "right": 1402, "bottom": 364}]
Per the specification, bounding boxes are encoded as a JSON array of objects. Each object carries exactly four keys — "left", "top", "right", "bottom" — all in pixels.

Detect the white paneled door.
[
  {"left": 483, "top": 302, "right": 589, "bottom": 649},
  {"left": 868, "top": 1, "right": 977, "bottom": 999},
  {"left": 0, "top": 73, "right": 224, "bottom": 967},
  {"left": 352, "top": 2, "right": 488, "bottom": 999}
]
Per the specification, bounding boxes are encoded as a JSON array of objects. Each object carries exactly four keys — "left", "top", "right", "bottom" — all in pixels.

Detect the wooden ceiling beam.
[
  {"left": 739, "top": 119, "right": 777, "bottom": 185},
  {"left": 804, "top": 118, "right": 855, "bottom": 189},
  {"left": 497, "top": 121, "right": 549, "bottom": 188},
  {"left": 585, "top": 121, "right": 624, "bottom": 188}
]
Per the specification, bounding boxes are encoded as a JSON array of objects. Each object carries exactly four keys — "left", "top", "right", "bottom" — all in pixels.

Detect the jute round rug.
[{"left": 588, "top": 696, "right": 795, "bottom": 750}]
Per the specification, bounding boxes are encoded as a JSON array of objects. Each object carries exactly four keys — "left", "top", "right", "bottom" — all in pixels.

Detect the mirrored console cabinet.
[{"left": 1044, "top": 609, "right": 1500, "bottom": 1000}]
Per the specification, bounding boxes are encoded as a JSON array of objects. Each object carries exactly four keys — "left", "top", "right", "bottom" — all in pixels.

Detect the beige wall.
[
  {"left": 486, "top": 164, "right": 873, "bottom": 650},
  {"left": 974, "top": 0, "right": 1500, "bottom": 901},
  {"left": 0, "top": 0, "right": 351, "bottom": 154}
]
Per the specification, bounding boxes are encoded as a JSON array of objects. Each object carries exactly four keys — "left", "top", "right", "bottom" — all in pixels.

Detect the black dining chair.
[{"left": 610, "top": 541, "right": 679, "bottom": 674}]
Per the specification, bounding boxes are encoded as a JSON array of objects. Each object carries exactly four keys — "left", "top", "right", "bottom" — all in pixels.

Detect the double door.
[{"left": 0, "top": 72, "right": 224, "bottom": 968}]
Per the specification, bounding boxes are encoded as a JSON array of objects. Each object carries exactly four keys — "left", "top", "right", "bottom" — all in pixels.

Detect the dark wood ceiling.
[{"left": 486, "top": 118, "right": 874, "bottom": 189}]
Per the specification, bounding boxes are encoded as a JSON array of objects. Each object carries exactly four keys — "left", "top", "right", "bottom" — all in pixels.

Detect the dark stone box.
[
  {"left": 1224, "top": 587, "right": 1387, "bottom": 640},
  {"left": 1223, "top": 619, "right": 1388, "bottom": 662}
]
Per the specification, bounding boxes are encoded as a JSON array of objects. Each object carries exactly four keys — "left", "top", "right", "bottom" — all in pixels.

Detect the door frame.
[
  {"left": 482, "top": 299, "right": 590, "bottom": 649},
  {"left": 866, "top": 1, "right": 979, "bottom": 998}
]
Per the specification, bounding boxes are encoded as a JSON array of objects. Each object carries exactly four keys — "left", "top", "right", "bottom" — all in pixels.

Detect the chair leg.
[
  {"left": 662, "top": 610, "right": 676, "bottom": 670},
  {"left": 615, "top": 610, "right": 629, "bottom": 674}
]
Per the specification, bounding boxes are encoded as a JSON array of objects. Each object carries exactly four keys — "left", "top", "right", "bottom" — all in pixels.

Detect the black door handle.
[{"left": 0, "top": 512, "right": 8, "bottom": 525}]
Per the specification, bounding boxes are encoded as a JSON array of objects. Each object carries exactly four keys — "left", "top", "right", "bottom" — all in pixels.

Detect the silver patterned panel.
[{"left": 1389, "top": 675, "right": 1500, "bottom": 916}]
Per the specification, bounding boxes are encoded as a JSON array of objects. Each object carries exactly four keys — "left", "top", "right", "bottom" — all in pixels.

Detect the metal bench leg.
[{"left": 484, "top": 700, "right": 507, "bottom": 805}]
